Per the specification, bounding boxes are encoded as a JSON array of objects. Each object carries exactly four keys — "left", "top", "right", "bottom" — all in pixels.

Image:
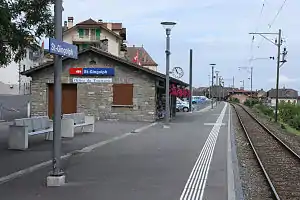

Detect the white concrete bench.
[
  {"left": 62, "top": 113, "right": 95, "bottom": 138},
  {"left": 8, "top": 116, "right": 73, "bottom": 150}
]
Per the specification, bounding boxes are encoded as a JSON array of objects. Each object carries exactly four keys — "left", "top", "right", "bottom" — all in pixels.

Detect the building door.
[{"left": 48, "top": 84, "right": 77, "bottom": 118}]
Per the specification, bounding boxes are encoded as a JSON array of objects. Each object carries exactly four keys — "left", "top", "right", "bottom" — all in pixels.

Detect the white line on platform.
[
  {"left": 227, "top": 104, "right": 236, "bottom": 200},
  {"left": 203, "top": 123, "right": 226, "bottom": 126},
  {"left": 0, "top": 122, "right": 157, "bottom": 185},
  {"left": 179, "top": 103, "right": 228, "bottom": 200}
]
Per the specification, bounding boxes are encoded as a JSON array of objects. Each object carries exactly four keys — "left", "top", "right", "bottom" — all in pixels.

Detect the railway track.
[{"left": 232, "top": 103, "right": 300, "bottom": 200}]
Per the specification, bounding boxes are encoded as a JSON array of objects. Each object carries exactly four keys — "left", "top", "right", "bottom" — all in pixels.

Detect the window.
[
  {"left": 84, "top": 29, "right": 89, "bottom": 36},
  {"left": 113, "top": 84, "right": 133, "bottom": 105}
]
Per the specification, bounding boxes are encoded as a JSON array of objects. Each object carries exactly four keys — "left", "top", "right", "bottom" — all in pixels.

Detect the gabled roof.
[
  {"left": 64, "top": 18, "right": 122, "bottom": 39},
  {"left": 267, "top": 88, "right": 298, "bottom": 98},
  {"left": 21, "top": 47, "right": 188, "bottom": 87},
  {"left": 77, "top": 18, "right": 100, "bottom": 25},
  {"left": 126, "top": 46, "right": 158, "bottom": 66}
]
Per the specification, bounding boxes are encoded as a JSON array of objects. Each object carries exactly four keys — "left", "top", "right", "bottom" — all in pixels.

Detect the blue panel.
[
  {"left": 82, "top": 68, "right": 115, "bottom": 76},
  {"left": 48, "top": 38, "right": 78, "bottom": 59}
]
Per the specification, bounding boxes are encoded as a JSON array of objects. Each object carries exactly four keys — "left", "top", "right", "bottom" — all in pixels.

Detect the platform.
[{"left": 0, "top": 102, "right": 241, "bottom": 200}]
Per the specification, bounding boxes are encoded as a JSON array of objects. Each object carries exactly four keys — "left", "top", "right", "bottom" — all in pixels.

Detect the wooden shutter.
[
  {"left": 96, "top": 29, "right": 101, "bottom": 40},
  {"left": 113, "top": 84, "right": 133, "bottom": 105},
  {"left": 78, "top": 29, "right": 84, "bottom": 38}
]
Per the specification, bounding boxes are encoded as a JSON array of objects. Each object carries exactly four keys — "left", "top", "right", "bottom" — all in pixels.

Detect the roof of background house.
[
  {"left": 64, "top": 18, "right": 122, "bottom": 39},
  {"left": 267, "top": 88, "right": 298, "bottom": 98},
  {"left": 126, "top": 46, "right": 158, "bottom": 66},
  {"left": 21, "top": 47, "right": 188, "bottom": 87}
]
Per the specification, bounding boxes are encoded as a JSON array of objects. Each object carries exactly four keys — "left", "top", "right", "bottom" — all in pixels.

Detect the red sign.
[{"left": 69, "top": 68, "right": 83, "bottom": 75}]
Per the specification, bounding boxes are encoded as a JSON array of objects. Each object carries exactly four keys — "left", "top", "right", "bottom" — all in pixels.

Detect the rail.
[{"left": 231, "top": 103, "right": 300, "bottom": 200}]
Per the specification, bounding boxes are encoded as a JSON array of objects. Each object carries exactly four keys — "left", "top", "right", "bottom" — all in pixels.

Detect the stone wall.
[{"left": 30, "top": 52, "right": 156, "bottom": 122}]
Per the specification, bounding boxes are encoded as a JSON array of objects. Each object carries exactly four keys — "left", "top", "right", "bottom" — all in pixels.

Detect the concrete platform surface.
[{"left": 0, "top": 102, "right": 239, "bottom": 200}]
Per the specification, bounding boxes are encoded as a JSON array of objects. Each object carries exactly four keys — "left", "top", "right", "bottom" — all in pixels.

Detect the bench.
[
  {"left": 8, "top": 116, "right": 74, "bottom": 150},
  {"left": 62, "top": 113, "right": 95, "bottom": 138}
]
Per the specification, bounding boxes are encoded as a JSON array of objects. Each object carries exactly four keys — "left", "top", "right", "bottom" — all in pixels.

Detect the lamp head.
[{"left": 161, "top": 21, "right": 176, "bottom": 30}]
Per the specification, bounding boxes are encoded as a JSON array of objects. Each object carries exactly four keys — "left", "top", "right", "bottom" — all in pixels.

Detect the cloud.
[{"left": 268, "top": 75, "right": 298, "bottom": 83}]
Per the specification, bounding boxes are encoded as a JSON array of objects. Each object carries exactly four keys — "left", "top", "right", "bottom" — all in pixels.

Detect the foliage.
[
  {"left": 229, "top": 97, "right": 240, "bottom": 103},
  {"left": 278, "top": 101, "right": 300, "bottom": 130},
  {"left": 255, "top": 100, "right": 300, "bottom": 131},
  {"left": 244, "top": 98, "right": 260, "bottom": 107},
  {"left": 254, "top": 104, "right": 274, "bottom": 117},
  {"left": 0, "top": 0, "right": 55, "bottom": 66}
]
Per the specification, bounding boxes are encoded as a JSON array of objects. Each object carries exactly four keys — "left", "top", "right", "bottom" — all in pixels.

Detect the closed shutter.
[
  {"left": 96, "top": 29, "right": 101, "bottom": 40},
  {"left": 113, "top": 84, "right": 133, "bottom": 105},
  {"left": 82, "top": 44, "right": 89, "bottom": 49},
  {"left": 78, "top": 29, "right": 84, "bottom": 38}
]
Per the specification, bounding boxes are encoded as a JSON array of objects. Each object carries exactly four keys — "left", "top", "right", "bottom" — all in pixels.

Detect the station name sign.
[
  {"left": 49, "top": 38, "right": 78, "bottom": 59},
  {"left": 69, "top": 68, "right": 115, "bottom": 76}
]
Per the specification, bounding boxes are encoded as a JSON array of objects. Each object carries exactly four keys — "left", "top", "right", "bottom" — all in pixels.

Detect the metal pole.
[
  {"left": 189, "top": 49, "right": 192, "bottom": 112},
  {"left": 165, "top": 28, "right": 171, "bottom": 125},
  {"left": 208, "top": 75, "right": 210, "bottom": 98},
  {"left": 233, "top": 76, "right": 234, "bottom": 88},
  {"left": 18, "top": 62, "right": 21, "bottom": 94},
  {"left": 250, "top": 67, "right": 253, "bottom": 98},
  {"left": 222, "top": 81, "right": 224, "bottom": 100},
  {"left": 52, "top": 0, "right": 63, "bottom": 176},
  {"left": 211, "top": 65, "right": 214, "bottom": 109},
  {"left": 275, "top": 29, "right": 281, "bottom": 122}
]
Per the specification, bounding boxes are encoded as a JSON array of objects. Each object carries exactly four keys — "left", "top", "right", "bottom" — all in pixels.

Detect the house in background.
[
  {"left": 126, "top": 45, "right": 158, "bottom": 71},
  {"left": 267, "top": 88, "right": 298, "bottom": 106},
  {"left": 63, "top": 17, "right": 127, "bottom": 57},
  {"left": 0, "top": 44, "right": 41, "bottom": 94}
]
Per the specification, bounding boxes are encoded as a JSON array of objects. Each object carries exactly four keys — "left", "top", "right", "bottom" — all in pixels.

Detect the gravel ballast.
[{"left": 232, "top": 106, "right": 273, "bottom": 200}]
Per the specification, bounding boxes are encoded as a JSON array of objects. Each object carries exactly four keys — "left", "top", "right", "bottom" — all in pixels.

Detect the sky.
[{"left": 3, "top": 0, "right": 299, "bottom": 92}]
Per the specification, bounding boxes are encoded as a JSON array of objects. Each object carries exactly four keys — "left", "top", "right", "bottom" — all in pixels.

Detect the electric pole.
[
  {"left": 249, "top": 29, "right": 287, "bottom": 122},
  {"left": 275, "top": 29, "right": 281, "bottom": 123}
]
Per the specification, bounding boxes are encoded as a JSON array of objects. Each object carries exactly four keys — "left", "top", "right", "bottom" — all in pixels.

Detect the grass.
[
  {"left": 282, "top": 122, "right": 300, "bottom": 136},
  {"left": 252, "top": 106, "right": 300, "bottom": 136}
]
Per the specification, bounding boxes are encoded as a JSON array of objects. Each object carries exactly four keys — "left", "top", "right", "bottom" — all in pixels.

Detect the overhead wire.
[
  {"left": 248, "top": 0, "right": 266, "bottom": 65},
  {"left": 256, "top": 0, "right": 288, "bottom": 49}
]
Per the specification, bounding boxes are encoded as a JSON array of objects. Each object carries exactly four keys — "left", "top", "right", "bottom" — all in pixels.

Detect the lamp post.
[{"left": 161, "top": 21, "right": 176, "bottom": 127}]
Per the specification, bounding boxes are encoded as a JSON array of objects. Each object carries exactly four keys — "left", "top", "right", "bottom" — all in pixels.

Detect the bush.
[
  {"left": 287, "top": 115, "right": 300, "bottom": 130},
  {"left": 278, "top": 101, "right": 300, "bottom": 123},
  {"left": 244, "top": 98, "right": 260, "bottom": 107},
  {"left": 229, "top": 97, "right": 240, "bottom": 103},
  {"left": 254, "top": 104, "right": 274, "bottom": 117}
]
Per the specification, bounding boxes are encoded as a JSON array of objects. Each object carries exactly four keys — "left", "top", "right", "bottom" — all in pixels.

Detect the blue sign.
[
  {"left": 83, "top": 68, "right": 115, "bottom": 76},
  {"left": 48, "top": 38, "right": 78, "bottom": 59}
]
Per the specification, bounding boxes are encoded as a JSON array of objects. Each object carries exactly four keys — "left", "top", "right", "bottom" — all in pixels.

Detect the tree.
[{"left": 0, "top": 0, "right": 54, "bottom": 66}]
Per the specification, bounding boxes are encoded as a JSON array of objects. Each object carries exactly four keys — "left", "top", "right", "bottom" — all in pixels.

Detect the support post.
[
  {"left": 47, "top": 0, "right": 65, "bottom": 187},
  {"left": 165, "top": 28, "right": 171, "bottom": 126},
  {"left": 274, "top": 29, "right": 282, "bottom": 122},
  {"left": 211, "top": 65, "right": 214, "bottom": 109},
  {"left": 189, "top": 49, "right": 193, "bottom": 112}
]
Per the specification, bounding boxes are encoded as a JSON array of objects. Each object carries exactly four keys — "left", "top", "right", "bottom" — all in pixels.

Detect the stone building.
[{"left": 21, "top": 47, "right": 188, "bottom": 122}]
